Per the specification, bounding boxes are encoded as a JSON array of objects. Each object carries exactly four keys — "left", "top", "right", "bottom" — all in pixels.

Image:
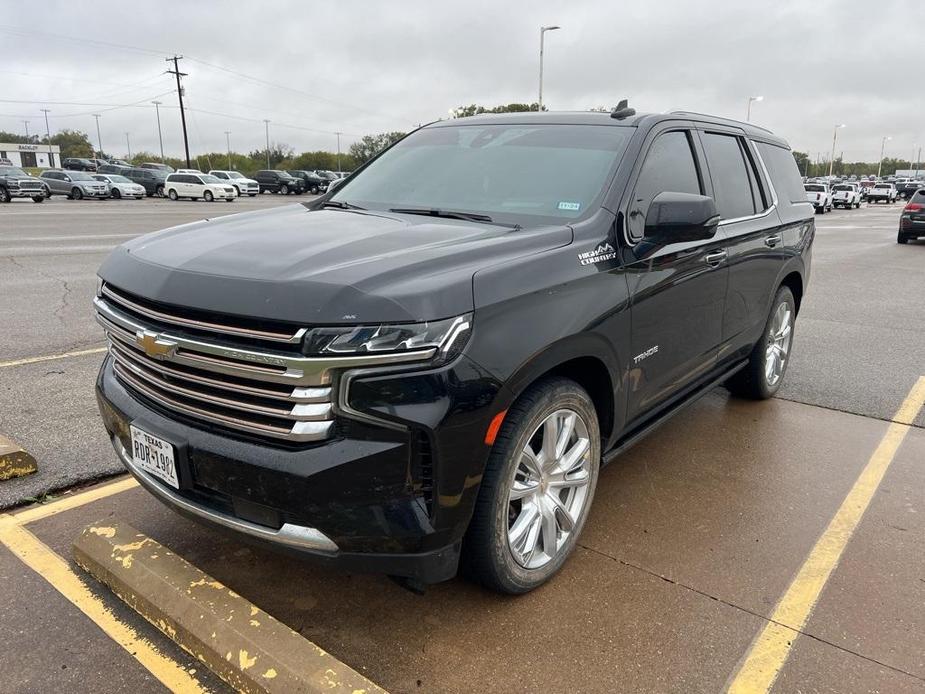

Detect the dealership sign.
[{"left": 17, "top": 144, "right": 39, "bottom": 151}]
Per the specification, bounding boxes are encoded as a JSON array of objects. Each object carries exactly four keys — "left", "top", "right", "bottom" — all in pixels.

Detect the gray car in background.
[{"left": 39, "top": 170, "right": 110, "bottom": 199}]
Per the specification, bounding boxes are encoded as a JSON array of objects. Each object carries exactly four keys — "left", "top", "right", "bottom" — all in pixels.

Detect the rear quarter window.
[{"left": 755, "top": 142, "right": 806, "bottom": 205}]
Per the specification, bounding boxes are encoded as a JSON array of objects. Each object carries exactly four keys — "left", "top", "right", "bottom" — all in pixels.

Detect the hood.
[{"left": 99, "top": 204, "right": 571, "bottom": 324}]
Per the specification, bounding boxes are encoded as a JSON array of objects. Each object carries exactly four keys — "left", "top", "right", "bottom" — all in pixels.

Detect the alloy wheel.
[
  {"left": 507, "top": 409, "right": 592, "bottom": 570},
  {"left": 765, "top": 301, "right": 793, "bottom": 387}
]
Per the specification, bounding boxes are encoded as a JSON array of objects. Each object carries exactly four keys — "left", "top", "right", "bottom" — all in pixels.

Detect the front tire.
[
  {"left": 31, "top": 195, "right": 45, "bottom": 203},
  {"left": 462, "top": 377, "right": 600, "bottom": 594},
  {"left": 0, "top": 187, "right": 11, "bottom": 203},
  {"left": 279, "top": 184, "right": 289, "bottom": 195},
  {"left": 204, "top": 190, "right": 214, "bottom": 202},
  {"left": 111, "top": 188, "right": 121, "bottom": 199},
  {"left": 168, "top": 189, "right": 179, "bottom": 201},
  {"left": 726, "top": 285, "right": 796, "bottom": 400},
  {"left": 71, "top": 187, "right": 83, "bottom": 200}
]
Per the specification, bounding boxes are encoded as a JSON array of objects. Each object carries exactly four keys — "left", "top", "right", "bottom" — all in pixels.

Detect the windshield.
[
  {"left": 0, "top": 166, "right": 28, "bottom": 177},
  {"left": 330, "top": 123, "right": 633, "bottom": 224},
  {"left": 69, "top": 172, "right": 94, "bottom": 181},
  {"left": 804, "top": 184, "right": 825, "bottom": 192},
  {"left": 200, "top": 175, "right": 222, "bottom": 184},
  {"left": 318, "top": 170, "right": 337, "bottom": 179},
  {"left": 226, "top": 172, "right": 244, "bottom": 179},
  {"left": 105, "top": 174, "right": 131, "bottom": 183}
]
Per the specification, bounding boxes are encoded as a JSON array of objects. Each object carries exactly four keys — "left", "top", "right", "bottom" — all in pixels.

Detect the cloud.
[{"left": 1, "top": 0, "right": 919, "bottom": 161}]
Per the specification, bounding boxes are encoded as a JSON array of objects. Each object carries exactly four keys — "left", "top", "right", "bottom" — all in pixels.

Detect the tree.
[
  {"left": 450, "top": 103, "right": 545, "bottom": 118},
  {"left": 792, "top": 151, "right": 810, "bottom": 177},
  {"left": 0, "top": 131, "right": 37, "bottom": 145},
  {"left": 348, "top": 131, "right": 406, "bottom": 165},
  {"left": 42, "top": 129, "right": 94, "bottom": 159},
  {"left": 248, "top": 143, "right": 294, "bottom": 168}
]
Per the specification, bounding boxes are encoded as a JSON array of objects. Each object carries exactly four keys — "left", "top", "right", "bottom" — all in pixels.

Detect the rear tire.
[
  {"left": 726, "top": 286, "right": 796, "bottom": 400},
  {"left": 155, "top": 184, "right": 165, "bottom": 198},
  {"left": 898, "top": 232, "right": 909, "bottom": 244},
  {"left": 462, "top": 377, "right": 600, "bottom": 594}
]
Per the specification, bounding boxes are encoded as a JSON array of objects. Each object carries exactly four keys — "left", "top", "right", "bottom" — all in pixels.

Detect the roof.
[{"left": 425, "top": 110, "right": 790, "bottom": 147}]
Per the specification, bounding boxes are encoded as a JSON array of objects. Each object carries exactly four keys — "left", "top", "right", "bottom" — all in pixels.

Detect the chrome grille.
[{"left": 94, "top": 284, "right": 435, "bottom": 442}]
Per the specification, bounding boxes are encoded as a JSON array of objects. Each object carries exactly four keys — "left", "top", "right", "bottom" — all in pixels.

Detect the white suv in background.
[
  {"left": 165, "top": 173, "right": 237, "bottom": 202},
  {"left": 208, "top": 170, "right": 260, "bottom": 197}
]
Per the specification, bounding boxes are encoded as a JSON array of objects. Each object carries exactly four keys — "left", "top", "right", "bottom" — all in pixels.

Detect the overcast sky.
[{"left": 1, "top": 0, "right": 921, "bottom": 163}]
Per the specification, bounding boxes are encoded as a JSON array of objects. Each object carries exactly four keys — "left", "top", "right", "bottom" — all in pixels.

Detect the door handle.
[
  {"left": 704, "top": 249, "right": 727, "bottom": 266},
  {"left": 764, "top": 234, "right": 783, "bottom": 248}
]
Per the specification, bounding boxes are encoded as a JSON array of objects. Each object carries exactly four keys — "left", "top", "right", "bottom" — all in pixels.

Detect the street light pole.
[
  {"left": 877, "top": 136, "right": 891, "bottom": 178},
  {"left": 23, "top": 120, "right": 29, "bottom": 139},
  {"left": 828, "top": 124, "right": 845, "bottom": 177},
  {"left": 264, "top": 120, "right": 271, "bottom": 168},
  {"left": 151, "top": 101, "right": 165, "bottom": 163},
  {"left": 538, "top": 25, "right": 560, "bottom": 111},
  {"left": 746, "top": 95, "right": 763, "bottom": 122},
  {"left": 92, "top": 114, "right": 103, "bottom": 158},
  {"left": 40, "top": 108, "right": 53, "bottom": 166},
  {"left": 125, "top": 132, "right": 132, "bottom": 160},
  {"left": 334, "top": 131, "right": 342, "bottom": 173},
  {"left": 225, "top": 131, "right": 232, "bottom": 170}
]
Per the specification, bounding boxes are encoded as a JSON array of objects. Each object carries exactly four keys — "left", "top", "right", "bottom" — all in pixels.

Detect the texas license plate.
[{"left": 129, "top": 425, "right": 178, "bottom": 489}]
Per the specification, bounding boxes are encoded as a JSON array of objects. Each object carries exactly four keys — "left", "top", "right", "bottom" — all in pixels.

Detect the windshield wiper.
[
  {"left": 389, "top": 207, "right": 503, "bottom": 223},
  {"left": 321, "top": 200, "right": 365, "bottom": 210}
]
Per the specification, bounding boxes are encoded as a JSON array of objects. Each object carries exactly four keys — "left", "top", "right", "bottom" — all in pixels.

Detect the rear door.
[
  {"left": 696, "top": 128, "right": 785, "bottom": 363},
  {"left": 621, "top": 124, "right": 730, "bottom": 424}
]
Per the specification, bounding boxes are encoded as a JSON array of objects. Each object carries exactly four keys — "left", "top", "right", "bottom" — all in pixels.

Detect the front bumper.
[
  {"left": 96, "top": 351, "right": 501, "bottom": 582},
  {"left": 8, "top": 188, "right": 44, "bottom": 198}
]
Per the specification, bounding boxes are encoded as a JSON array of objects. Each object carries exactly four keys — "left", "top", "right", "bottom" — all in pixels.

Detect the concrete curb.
[
  {"left": 74, "top": 518, "right": 386, "bottom": 694},
  {"left": 0, "top": 435, "right": 37, "bottom": 481}
]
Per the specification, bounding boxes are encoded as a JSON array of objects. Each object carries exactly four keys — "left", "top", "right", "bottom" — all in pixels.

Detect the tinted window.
[
  {"left": 804, "top": 184, "right": 825, "bottom": 192},
  {"left": 627, "top": 130, "right": 702, "bottom": 239},
  {"left": 334, "top": 124, "right": 634, "bottom": 227},
  {"left": 755, "top": 142, "right": 806, "bottom": 206},
  {"left": 701, "top": 133, "right": 756, "bottom": 219}
]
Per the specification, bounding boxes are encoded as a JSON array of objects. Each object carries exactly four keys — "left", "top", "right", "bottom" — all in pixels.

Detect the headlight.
[{"left": 304, "top": 314, "right": 472, "bottom": 364}]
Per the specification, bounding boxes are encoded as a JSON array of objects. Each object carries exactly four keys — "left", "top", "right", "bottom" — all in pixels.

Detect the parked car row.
[{"left": 803, "top": 180, "right": 901, "bottom": 212}]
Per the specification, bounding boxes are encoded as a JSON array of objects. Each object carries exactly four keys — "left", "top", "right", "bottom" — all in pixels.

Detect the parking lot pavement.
[
  {"left": 1, "top": 198, "right": 924, "bottom": 691},
  {"left": 3, "top": 387, "right": 921, "bottom": 693}
]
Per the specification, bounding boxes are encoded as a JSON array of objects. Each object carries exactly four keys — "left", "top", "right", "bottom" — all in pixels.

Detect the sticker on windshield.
[{"left": 558, "top": 201, "right": 581, "bottom": 211}]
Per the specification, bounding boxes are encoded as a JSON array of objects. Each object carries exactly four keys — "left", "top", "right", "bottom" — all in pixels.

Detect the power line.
[{"left": 0, "top": 24, "right": 170, "bottom": 57}]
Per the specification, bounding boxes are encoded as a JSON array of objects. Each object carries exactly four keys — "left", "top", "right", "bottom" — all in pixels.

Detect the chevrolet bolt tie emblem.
[{"left": 135, "top": 330, "right": 177, "bottom": 359}]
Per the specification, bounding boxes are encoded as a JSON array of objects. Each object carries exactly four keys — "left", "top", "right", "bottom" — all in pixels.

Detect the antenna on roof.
[{"left": 610, "top": 99, "right": 636, "bottom": 120}]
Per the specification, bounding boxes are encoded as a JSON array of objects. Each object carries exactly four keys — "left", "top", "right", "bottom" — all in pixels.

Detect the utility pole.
[
  {"left": 166, "top": 56, "right": 191, "bottom": 168},
  {"left": 125, "top": 132, "right": 132, "bottom": 160},
  {"left": 264, "top": 120, "right": 271, "bottom": 168},
  {"left": 538, "top": 25, "right": 560, "bottom": 111},
  {"left": 40, "top": 108, "right": 53, "bottom": 167},
  {"left": 92, "top": 114, "right": 103, "bottom": 158},
  {"left": 151, "top": 100, "right": 165, "bottom": 163},
  {"left": 828, "top": 124, "right": 845, "bottom": 178},
  {"left": 225, "top": 131, "right": 232, "bottom": 169},
  {"left": 334, "top": 131, "right": 342, "bottom": 173},
  {"left": 877, "top": 136, "right": 891, "bottom": 178},
  {"left": 23, "top": 120, "right": 29, "bottom": 139}
]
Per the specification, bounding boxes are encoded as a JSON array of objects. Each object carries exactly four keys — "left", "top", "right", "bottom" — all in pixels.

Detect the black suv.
[
  {"left": 63, "top": 157, "right": 98, "bottom": 172},
  {"left": 254, "top": 169, "right": 304, "bottom": 194},
  {"left": 94, "top": 110, "right": 813, "bottom": 593},
  {"left": 286, "top": 170, "right": 328, "bottom": 194},
  {"left": 123, "top": 167, "right": 167, "bottom": 197}
]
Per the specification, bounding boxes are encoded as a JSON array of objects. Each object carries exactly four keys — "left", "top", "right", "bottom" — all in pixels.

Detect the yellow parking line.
[
  {"left": 727, "top": 376, "right": 925, "bottom": 693},
  {"left": 0, "top": 517, "right": 207, "bottom": 692},
  {"left": 13, "top": 476, "right": 138, "bottom": 524},
  {"left": 0, "top": 346, "right": 107, "bottom": 369}
]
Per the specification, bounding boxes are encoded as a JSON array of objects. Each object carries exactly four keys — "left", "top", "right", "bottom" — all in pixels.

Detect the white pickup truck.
[
  {"left": 804, "top": 182, "right": 833, "bottom": 213},
  {"left": 867, "top": 182, "right": 897, "bottom": 204},
  {"left": 831, "top": 183, "right": 862, "bottom": 209}
]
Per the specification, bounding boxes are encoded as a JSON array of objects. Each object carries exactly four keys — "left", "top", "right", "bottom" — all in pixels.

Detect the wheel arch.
[
  {"left": 779, "top": 269, "right": 804, "bottom": 314},
  {"left": 494, "top": 334, "right": 622, "bottom": 446}
]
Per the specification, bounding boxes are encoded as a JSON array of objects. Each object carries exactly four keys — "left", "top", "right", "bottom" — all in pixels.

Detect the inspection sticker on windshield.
[{"left": 557, "top": 201, "right": 581, "bottom": 211}]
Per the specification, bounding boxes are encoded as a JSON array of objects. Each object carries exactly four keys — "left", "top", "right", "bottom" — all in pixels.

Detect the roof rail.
[{"left": 669, "top": 111, "right": 774, "bottom": 134}]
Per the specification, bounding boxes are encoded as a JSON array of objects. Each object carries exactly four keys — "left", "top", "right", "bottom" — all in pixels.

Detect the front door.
[{"left": 620, "top": 127, "right": 729, "bottom": 425}]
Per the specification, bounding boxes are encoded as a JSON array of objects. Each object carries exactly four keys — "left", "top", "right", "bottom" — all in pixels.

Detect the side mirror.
[
  {"left": 644, "top": 192, "right": 720, "bottom": 243},
  {"left": 327, "top": 177, "right": 346, "bottom": 193}
]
